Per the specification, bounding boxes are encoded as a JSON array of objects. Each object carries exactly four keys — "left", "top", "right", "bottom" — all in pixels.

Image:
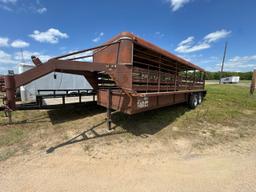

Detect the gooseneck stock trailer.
[{"left": 0, "top": 32, "right": 206, "bottom": 128}]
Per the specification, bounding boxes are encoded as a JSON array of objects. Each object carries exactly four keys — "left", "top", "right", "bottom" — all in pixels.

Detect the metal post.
[
  {"left": 4, "top": 74, "right": 16, "bottom": 124},
  {"left": 78, "top": 90, "right": 81, "bottom": 103},
  {"left": 79, "top": 94, "right": 82, "bottom": 103},
  {"left": 107, "top": 88, "right": 112, "bottom": 130},
  {"left": 193, "top": 69, "right": 196, "bottom": 89},
  {"left": 7, "top": 110, "right": 12, "bottom": 124},
  {"left": 4, "top": 75, "right": 16, "bottom": 110},
  {"left": 174, "top": 62, "right": 178, "bottom": 91},
  {"left": 62, "top": 95, "right": 65, "bottom": 105},
  {"left": 158, "top": 64, "right": 161, "bottom": 92},
  {"left": 203, "top": 72, "right": 206, "bottom": 89},
  {"left": 219, "top": 42, "right": 228, "bottom": 84},
  {"left": 250, "top": 69, "right": 256, "bottom": 95},
  {"left": 146, "top": 64, "right": 149, "bottom": 93},
  {"left": 37, "top": 96, "right": 43, "bottom": 107},
  {"left": 185, "top": 68, "right": 188, "bottom": 89}
]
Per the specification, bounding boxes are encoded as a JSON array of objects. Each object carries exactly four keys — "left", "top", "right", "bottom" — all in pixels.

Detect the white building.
[{"left": 18, "top": 63, "right": 92, "bottom": 102}]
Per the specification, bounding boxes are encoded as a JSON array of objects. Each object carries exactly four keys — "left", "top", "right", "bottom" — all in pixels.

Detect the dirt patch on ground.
[{"left": 1, "top": 122, "right": 256, "bottom": 192}]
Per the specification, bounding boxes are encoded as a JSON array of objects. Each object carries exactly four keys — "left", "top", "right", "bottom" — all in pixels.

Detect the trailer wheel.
[
  {"left": 197, "top": 92, "right": 202, "bottom": 104},
  {"left": 189, "top": 94, "right": 198, "bottom": 109}
]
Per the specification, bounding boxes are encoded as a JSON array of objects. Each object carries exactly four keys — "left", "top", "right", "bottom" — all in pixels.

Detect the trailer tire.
[
  {"left": 189, "top": 94, "right": 198, "bottom": 109},
  {"left": 197, "top": 92, "right": 202, "bottom": 104}
]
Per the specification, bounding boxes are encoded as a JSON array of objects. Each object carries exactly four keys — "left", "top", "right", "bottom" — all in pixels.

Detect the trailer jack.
[
  {"left": 107, "top": 88, "right": 112, "bottom": 130},
  {"left": 4, "top": 109, "right": 12, "bottom": 124}
]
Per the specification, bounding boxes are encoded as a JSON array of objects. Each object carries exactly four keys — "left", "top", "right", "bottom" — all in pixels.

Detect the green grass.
[
  {"left": 0, "top": 128, "right": 26, "bottom": 146},
  {"left": 240, "top": 80, "right": 251, "bottom": 83},
  {"left": 0, "top": 148, "right": 17, "bottom": 161},
  {"left": 168, "top": 84, "right": 256, "bottom": 148},
  {"left": 181, "top": 84, "right": 256, "bottom": 125},
  {"left": 0, "top": 84, "right": 256, "bottom": 160}
]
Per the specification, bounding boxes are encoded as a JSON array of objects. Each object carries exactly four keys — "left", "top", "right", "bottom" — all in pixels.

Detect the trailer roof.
[{"left": 107, "top": 32, "right": 205, "bottom": 72}]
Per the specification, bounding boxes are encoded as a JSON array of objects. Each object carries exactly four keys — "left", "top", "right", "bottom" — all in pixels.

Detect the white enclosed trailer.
[
  {"left": 18, "top": 63, "right": 92, "bottom": 102},
  {"left": 220, "top": 76, "right": 240, "bottom": 84}
]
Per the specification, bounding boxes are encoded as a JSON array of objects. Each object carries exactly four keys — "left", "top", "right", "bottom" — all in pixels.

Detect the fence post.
[{"left": 250, "top": 70, "right": 256, "bottom": 95}]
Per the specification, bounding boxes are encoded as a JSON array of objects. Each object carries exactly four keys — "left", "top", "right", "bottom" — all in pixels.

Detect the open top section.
[{"left": 104, "top": 32, "right": 205, "bottom": 71}]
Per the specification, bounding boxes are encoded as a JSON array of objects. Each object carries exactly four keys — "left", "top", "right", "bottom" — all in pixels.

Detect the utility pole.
[
  {"left": 20, "top": 48, "right": 25, "bottom": 63},
  {"left": 219, "top": 41, "right": 228, "bottom": 84}
]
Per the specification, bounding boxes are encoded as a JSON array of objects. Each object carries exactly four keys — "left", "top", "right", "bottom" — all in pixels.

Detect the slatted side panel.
[
  {"left": 97, "top": 72, "right": 117, "bottom": 89},
  {"left": 132, "top": 67, "right": 176, "bottom": 92},
  {"left": 0, "top": 76, "right": 5, "bottom": 92},
  {"left": 132, "top": 44, "right": 205, "bottom": 93}
]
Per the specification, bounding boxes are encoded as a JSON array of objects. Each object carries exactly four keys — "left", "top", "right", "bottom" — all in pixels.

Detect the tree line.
[{"left": 204, "top": 71, "right": 253, "bottom": 80}]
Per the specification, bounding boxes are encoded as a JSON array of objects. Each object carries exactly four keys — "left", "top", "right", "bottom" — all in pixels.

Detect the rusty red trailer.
[{"left": 0, "top": 32, "right": 206, "bottom": 127}]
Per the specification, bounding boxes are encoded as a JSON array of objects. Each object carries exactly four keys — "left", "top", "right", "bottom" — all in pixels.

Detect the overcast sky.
[{"left": 0, "top": 0, "right": 255, "bottom": 74}]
